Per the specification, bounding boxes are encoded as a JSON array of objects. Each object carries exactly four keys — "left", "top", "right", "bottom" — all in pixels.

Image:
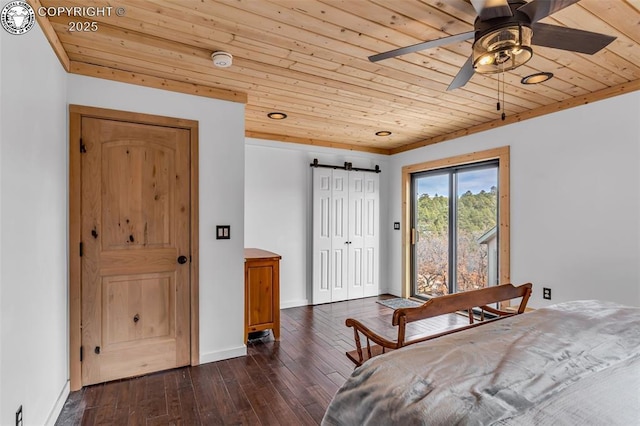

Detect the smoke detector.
[{"left": 211, "top": 51, "right": 233, "bottom": 68}]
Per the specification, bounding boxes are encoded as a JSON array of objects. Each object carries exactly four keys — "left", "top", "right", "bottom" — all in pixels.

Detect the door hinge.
[
  {"left": 80, "top": 139, "right": 87, "bottom": 153},
  {"left": 79, "top": 242, "right": 83, "bottom": 257},
  {"left": 80, "top": 346, "right": 83, "bottom": 362}
]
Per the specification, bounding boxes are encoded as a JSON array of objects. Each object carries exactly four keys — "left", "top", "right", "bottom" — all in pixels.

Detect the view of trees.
[{"left": 416, "top": 187, "right": 497, "bottom": 296}]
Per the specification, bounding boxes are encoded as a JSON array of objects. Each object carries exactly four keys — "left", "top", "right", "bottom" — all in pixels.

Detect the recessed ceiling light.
[
  {"left": 521, "top": 72, "right": 553, "bottom": 84},
  {"left": 267, "top": 112, "right": 287, "bottom": 120},
  {"left": 375, "top": 131, "right": 392, "bottom": 136}
]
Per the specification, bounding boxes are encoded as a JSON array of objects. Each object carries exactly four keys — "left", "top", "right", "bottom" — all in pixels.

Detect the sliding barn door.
[{"left": 313, "top": 167, "right": 380, "bottom": 304}]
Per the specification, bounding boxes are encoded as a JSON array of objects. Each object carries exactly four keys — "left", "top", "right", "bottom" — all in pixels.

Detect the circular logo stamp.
[{"left": 1, "top": 1, "right": 35, "bottom": 35}]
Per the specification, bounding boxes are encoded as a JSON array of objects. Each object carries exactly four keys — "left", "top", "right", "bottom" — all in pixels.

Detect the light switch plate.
[
  {"left": 393, "top": 222, "right": 400, "bottom": 230},
  {"left": 216, "top": 225, "right": 230, "bottom": 239}
]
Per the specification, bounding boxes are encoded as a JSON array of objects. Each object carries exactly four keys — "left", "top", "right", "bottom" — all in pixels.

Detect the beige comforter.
[{"left": 322, "top": 300, "right": 640, "bottom": 425}]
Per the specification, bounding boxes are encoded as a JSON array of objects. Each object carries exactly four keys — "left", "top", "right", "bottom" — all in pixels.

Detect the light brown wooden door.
[{"left": 80, "top": 117, "right": 191, "bottom": 385}]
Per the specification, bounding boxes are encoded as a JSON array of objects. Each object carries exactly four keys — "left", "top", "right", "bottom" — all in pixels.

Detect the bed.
[{"left": 322, "top": 300, "right": 640, "bottom": 425}]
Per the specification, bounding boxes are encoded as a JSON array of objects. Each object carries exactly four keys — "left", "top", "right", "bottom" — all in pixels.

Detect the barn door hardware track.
[{"left": 309, "top": 158, "right": 381, "bottom": 173}]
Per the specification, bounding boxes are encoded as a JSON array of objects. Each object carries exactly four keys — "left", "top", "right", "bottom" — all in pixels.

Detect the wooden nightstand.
[{"left": 244, "top": 248, "right": 281, "bottom": 342}]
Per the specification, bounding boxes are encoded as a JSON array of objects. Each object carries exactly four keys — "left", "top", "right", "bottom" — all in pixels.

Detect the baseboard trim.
[
  {"left": 199, "top": 346, "right": 247, "bottom": 364},
  {"left": 45, "top": 380, "right": 70, "bottom": 426},
  {"left": 281, "top": 299, "right": 309, "bottom": 309}
]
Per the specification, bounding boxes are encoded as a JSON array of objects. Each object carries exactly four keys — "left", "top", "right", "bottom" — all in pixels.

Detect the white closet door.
[
  {"left": 363, "top": 173, "right": 380, "bottom": 297},
  {"left": 330, "top": 169, "right": 349, "bottom": 302},
  {"left": 313, "top": 167, "right": 379, "bottom": 304},
  {"left": 312, "top": 168, "right": 332, "bottom": 304},
  {"left": 348, "top": 172, "right": 365, "bottom": 299}
]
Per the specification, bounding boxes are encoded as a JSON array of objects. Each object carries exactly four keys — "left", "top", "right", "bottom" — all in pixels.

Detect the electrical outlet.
[
  {"left": 16, "top": 405, "right": 23, "bottom": 426},
  {"left": 543, "top": 287, "right": 551, "bottom": 300}
]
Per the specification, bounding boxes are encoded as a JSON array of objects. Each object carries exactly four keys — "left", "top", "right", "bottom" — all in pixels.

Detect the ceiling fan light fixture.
[
  {"left": 473, "top": 24, "right": 533, "bottom": 74},
  {"left": 521, "top": 72, "right": 553, "bottom": 84}
]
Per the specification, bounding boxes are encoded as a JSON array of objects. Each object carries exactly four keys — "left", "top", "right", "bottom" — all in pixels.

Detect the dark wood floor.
[{"left": 55, "top": 295, "right": 468, "bottom": 425}]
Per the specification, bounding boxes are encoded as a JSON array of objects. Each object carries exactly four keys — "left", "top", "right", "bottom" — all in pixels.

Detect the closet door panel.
[
  {"left": 363, "top": 173, "right": 380, "bottom": 297},
  {"left": 348, "top": 172, "right": 365, "bottom": 299},
  {"left": 331, "top": 170, "right": 349, "bottom": 302},
  {"left": 312, "top": 169, "right": 332, "bottom": 304}
]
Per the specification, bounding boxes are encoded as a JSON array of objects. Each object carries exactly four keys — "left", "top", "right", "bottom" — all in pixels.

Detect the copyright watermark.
[
  {"left": 36, "top": 6, "right": 125, "bottom": 17},
  {"left": 1, "top": 1, "right": 36, "bottom": 35},
  {"left": 1, "top": 1, "right": 125, "bottom": 34}
]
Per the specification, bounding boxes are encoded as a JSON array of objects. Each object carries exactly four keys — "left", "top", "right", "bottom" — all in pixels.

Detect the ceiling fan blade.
[
  {"left": 368, "top": 32, "right": 474, "bottom": 62},
  {"left": 517, "top": 0, "right": 580, "bottom": 23},
  {"left": 532, "top": 23, "right": 616, "bottom": 54},
  {"left": 447, "top": 56, "right": 475, "bottom": 91},
  {"left": 471, "top": 0, "right": 513, "bottom": 20}
]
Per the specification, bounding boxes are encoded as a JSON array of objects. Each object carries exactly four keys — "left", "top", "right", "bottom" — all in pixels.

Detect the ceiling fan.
[{"left": 369, "top": 0, "right": 616, "bottom": 91}]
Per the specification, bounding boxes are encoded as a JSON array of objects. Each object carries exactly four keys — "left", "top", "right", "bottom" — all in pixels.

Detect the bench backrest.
[{"left": 392, "top": 283, "right": 532, "bottom": 345}]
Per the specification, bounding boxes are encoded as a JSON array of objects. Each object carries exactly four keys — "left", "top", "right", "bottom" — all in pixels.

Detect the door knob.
[{"left": 177, "top": 255, "right": 188, "bottom": 264}]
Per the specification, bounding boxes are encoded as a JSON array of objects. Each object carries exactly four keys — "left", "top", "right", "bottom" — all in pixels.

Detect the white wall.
[
  {"left": 1, "top": 25, "right": 69, "bottom": 425},
  {"left": 387, "top": 91, "right": 640, "bottom": 308},
  {"left": 67, "top": 75, "right": 247, "bottom": 364},
  {"left": 245, "top": 138, "right": 389, "bottom": 307}
]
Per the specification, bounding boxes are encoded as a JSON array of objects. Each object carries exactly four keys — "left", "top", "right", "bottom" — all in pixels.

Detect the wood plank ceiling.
[{"left": 33, "top": 0, "right": 640, "bottom": 154}]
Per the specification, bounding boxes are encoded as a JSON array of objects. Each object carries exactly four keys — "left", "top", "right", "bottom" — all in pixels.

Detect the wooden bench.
[{"left": 345, "top": 283, "right": 533, "bottom": 367}]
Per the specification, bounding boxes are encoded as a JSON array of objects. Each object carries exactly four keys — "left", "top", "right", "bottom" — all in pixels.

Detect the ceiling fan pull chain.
[
  {"left": 497, "top": 74, "right": 501, "bottom": 111},
  {"left": 501, "top": 71, "right": 506, "bottom": 121}
]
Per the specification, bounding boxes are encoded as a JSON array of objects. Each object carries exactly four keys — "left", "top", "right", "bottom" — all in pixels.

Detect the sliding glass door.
[{"left": 412, "top": 162, "right": 498, "bottom": 298}]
